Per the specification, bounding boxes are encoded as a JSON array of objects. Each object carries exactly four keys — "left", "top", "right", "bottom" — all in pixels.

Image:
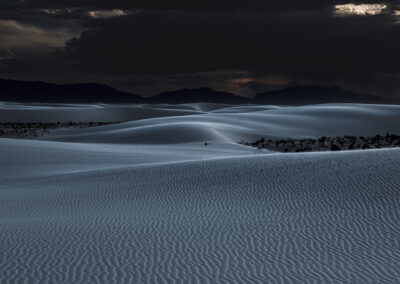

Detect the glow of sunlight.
[{"left": 334, "top": 4, "right": 387, "bottom": 16}]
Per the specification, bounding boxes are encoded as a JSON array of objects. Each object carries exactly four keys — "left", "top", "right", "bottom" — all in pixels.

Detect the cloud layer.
[{"left": 0, "top": 0, "right": 399, "bottom": 97}]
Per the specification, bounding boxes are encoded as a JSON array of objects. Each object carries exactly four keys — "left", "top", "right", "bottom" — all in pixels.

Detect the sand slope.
[
  {"left": 1, "top": 103, "right": 400, "bottom": 283},
  {"left": 1, "top": 139, "right": 400, "bottom": 283},
  {"left": 0, "top": 102, "right": 203, "bottom": 123}
]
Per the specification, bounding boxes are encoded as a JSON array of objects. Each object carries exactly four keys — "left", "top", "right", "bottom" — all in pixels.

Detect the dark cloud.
[
  {"left": 19, "top": 0, "right": 331, "bottom": 11},
  {"left": 20, "top": 0, "right": 396, "bottom": 13},
  {"left": 0, "top": 0, "right": 399, "bottom": 97},
  {"left": 56, "top": 11, "right": 400, "bottom": 75}
]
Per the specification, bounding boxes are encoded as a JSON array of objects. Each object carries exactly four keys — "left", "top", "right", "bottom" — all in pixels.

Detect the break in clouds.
[{"left": 0, "top": 0, "right": 399, "bottom": 97}]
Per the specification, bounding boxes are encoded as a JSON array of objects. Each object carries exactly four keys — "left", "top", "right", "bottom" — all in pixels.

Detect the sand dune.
[
  {"left": 1, "top": 103, "right": 400, "bottom": 283},
  {"left": 38, "top": 103, "right": 400, "bottom": 144},
  {"left": 1, "top": 139, "right": 399, "bottom": 283},
  {"left": 0, "top": 102, "right": 203, "bottom": 123}
]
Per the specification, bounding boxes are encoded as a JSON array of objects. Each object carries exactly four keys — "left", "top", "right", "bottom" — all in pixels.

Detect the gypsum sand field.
[
  {"left": 1, "top": 102, "right": 400, "bottom": 283},
  {"left": 3, "top": 122, "right": 400, "bottom": 153}
]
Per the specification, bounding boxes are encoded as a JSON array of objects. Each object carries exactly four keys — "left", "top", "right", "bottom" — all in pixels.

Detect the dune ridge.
[{"left": 36, "top": 103, "right": 400, "bottom": 144}]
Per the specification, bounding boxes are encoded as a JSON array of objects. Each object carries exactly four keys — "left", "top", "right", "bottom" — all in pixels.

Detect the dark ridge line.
[
  {"left": 0, "top": 78, "right": 398, "bottom": 105},
  {"left": 240, "top": 134, "right": 400, "bottom": 152},
  {"left": 0, "top": 122, "right": 120, "bottom": 139}
]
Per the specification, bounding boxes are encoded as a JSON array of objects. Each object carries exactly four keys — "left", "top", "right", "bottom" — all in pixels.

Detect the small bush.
[
  {"left": 362, "top": 144, "right": 370, "bottom": 149},
  {"left": 330, "top": 144, "right": 341, "bottom": 151}
]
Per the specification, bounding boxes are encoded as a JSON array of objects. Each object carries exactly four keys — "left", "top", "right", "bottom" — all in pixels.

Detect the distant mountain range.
[
  {"left": 147, "top": 87, "right": 251, "bottom": 104},
  {"left": 254, "top": 86, "right": 396, "bottom": 105},
  {"left": 0, "top": 79, "right": 145, "bottom": 103},
  {"left": 0, "top": 79, "right": 398, "bottom": 105}
]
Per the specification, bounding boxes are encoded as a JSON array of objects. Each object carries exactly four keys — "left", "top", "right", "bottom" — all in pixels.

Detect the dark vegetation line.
[
  {"left": 240, "top": 134, "right": 400, "bottom": 152},
  {"left": 0, "top": 122, "right": 119, "bottom": 139}
]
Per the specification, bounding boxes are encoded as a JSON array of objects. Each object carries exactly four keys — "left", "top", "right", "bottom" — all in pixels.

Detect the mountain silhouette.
[
  {"left": 0, "top": 79, "right": 144, "bottom": 103},
  {"left": 0, "top": 79, "right": 398, "bottom": 105},
  {"left": 148, "top": 87, "right": 252, "bottom": 104},
  {"left": 254, "top": 86, "right": 394, "bottom": 105}
]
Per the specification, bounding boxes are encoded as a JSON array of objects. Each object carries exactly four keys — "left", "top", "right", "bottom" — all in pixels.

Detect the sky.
[{"left": 0, "top": 0, "right": 399, "bottom": 97}]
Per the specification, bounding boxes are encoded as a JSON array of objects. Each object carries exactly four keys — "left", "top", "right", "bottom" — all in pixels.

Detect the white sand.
[
  {"left": 19, "top": 103, "right": 397, "bottom": 144},
  {"left": 1, "top": 103, "right": 400, "bottom": 283}
]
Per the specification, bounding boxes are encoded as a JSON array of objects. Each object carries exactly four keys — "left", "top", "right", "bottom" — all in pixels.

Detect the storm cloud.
[{"left": 0, "top": 0, "right": 399, "bottom": 97}]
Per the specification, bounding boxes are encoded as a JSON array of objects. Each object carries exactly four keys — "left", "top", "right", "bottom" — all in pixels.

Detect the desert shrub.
[
  {"left": 330, "top": 144, "right": 341, "bottom": 151},
  {"left": 362, "top": 144, "right": 371, "bottom": 149}
]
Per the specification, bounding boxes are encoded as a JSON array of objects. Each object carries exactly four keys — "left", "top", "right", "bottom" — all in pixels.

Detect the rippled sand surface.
[{"left": 1, "top": 103, "right": 400, "bottom": 283}]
